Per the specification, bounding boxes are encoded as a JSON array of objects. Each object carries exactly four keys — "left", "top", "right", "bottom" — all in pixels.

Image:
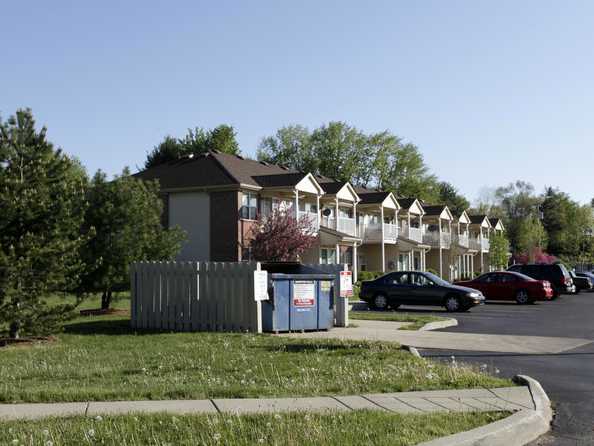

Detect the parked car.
[
  {"left": 455, "top": 271, "right": 553, "bottom": 304},
  {"left": 359, "top": 271, "right": 485, "bottom": 312},
  {"left": 570, "top": 271, "right": 593, "bottom": 293},
  {"left": 576, "top": 272, "right": 594, "bottom": 292},
  {"left": 507, "top": 264, "right": 575, "bottom": 297}
]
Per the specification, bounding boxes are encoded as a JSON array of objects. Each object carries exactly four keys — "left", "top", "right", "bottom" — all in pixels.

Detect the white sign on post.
[
  {"left": 339, "top": 271, "right": 353, "bottom": 297},
  {"left": 253, "top": 270, "right": 269, "bottom": 301}
]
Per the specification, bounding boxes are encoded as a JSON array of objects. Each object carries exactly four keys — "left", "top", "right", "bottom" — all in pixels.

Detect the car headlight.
[{"left": 467, "top": 292, "right": 481, "bottom": 298}]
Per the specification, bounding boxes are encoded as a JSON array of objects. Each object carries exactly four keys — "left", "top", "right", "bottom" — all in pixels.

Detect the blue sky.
[{"left": 2, "top": 1, "right": 593, "bottom": 204}]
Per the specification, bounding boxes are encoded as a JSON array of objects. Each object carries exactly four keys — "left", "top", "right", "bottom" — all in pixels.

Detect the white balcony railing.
[
  {"left": 359, "top": 223, "right": 398, "bottom": 243},
  {"left": 338, "top": 217, "right": 357, "bottom": 236},
  {"left": 422, "top": 231, "right": 452, "bottom": 248},
  {"left": 320, "top": 216, "right": 358, "bottom": 237},
  {"left": 400, "top": 222, "right": 423, "bottom": 243},
  {"left": 481, "top": 237, "right": 490, "bottom": 251},
  {"left": 456, "top": 233, "right": 469, "bottom": 248},
  {"left": 297, "top": 211, "right": 319, "bottom": 230}
]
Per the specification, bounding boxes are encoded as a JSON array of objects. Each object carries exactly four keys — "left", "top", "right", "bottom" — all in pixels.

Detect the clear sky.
[{"left": 2, "top": 1, "right": 593, "bottom": 204}]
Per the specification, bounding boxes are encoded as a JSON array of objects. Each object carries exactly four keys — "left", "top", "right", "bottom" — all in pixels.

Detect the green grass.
[
  {"left": 350, "top": 311, "right": 447, "bottom": 330},
  {"left": 0, "top": 295, "right": 511, "bottom": 403},
  {"left": 0, "top": 411, "right": 510, "bottom": 446}
]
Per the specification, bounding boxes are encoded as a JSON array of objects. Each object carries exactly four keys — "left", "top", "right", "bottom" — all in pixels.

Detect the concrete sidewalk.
[
  {"left": 280, "top": 319, "right": 592, "bottom": 354},
  {"left": 0, "top": 386, "right": 532, "bottom": 421}
]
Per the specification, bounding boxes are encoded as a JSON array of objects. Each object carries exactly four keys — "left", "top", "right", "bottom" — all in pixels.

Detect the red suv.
[{"left": 455, "top": 271, "right": 554, "bottom": 304}]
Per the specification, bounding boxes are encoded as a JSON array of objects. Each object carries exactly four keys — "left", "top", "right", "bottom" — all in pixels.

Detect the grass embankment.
[
  {"left": 0, "top": 411, "right": 509, "bottom": 446},
  {"left": 350, "top": 311, "right": 447, "bottom": 331},
  {"left": 0, "top": 295, "right": 510, "bottom": 403}
]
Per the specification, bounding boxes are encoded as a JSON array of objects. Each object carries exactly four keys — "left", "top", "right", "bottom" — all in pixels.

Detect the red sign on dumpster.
[{"left": 293, "top": 280, "right": 315, "bottom": 307}]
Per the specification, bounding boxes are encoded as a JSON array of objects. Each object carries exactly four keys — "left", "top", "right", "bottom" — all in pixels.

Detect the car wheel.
[
  {"left": 444, "top": 295, "right": 461, "bottom": 312},
  {"left": 515, "top": 289, "right": 531, "bottom": 305},
  {"left": 372, "top": 294, "right": 388, "bottom": 311}
]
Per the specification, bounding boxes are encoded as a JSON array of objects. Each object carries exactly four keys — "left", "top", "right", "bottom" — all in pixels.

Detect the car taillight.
[{"left": 565, "top": 277, "right": 572, "bottom": 285}]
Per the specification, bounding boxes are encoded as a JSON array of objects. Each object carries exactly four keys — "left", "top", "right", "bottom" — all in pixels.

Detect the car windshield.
[
  {"left": 558, "top": 264, "right": 571, "bottom": 279},
  {"left": 423, "top": 272, "right": 450, "bottom": 286}
]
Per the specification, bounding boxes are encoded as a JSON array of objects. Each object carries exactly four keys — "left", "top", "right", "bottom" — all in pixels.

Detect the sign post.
[{"left": 335, "top": 266, "right": 351, "bottom": 327}]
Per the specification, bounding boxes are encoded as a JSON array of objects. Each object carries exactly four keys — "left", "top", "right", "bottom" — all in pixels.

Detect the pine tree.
[{"left": 0, "top": 109, "right": 88, "bottom": 338}]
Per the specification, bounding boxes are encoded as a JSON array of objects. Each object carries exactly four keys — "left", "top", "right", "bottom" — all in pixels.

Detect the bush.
[{"left": 358, "top": 271, "right": 384, "bottom": 282}]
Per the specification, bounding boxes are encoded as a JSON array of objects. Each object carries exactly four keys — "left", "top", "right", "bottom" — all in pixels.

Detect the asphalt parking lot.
[{"left": 397, "top": 293, "right": 594, "bottom": 445}]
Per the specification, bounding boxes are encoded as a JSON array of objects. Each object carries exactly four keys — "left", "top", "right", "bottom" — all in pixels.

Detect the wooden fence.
[{"left": 130, "top": 261, "right": 260, "bottom": 332}]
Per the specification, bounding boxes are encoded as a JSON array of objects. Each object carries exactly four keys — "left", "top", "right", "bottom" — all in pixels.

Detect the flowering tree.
[
  {"left": 512, "top": 247, "right": 558, "bottom": 265},
  {"left": 249, "top": 211, "right": 317, "bottom": 262}
]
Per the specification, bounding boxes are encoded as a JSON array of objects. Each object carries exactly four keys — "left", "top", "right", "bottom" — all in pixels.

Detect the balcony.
[
  {"left": 400, "top": 222, "right": 423, "bottom": 243},
  {"left": 297, "top": 211, "right": 319, "bottom": 230},
  {"left": 481, "top": 237, "right": 490, "bottom": 251},
  {"left": 359, "top": 223, "right": 398, "bottom": 243},
  {"left": 423, "top": 231, "right": 452, "bottom": 248},
  {"left": 456, "top": 233, "right": 469, "bottom": 248},
  {"left": 320, "top": 216, "right": 358, "bottom": 237},
  {"left": 469, "top": 237, "right": 490, "bottom": 251}
]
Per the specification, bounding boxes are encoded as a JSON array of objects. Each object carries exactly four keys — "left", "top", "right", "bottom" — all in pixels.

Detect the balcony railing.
[
  {"left": 423, "top": 231, "right": 452, "bottom": 248},
  {"left": 320, "top": 216, "right": 358, "bottom": 237},
  {"left": 338, "top": 217, "right": 357, "bottom": 236},
  {"left": 297, "top": 211, "right": 319, "bottom": 230},
  {"left": 481, "top": 237, "right": 490, "bottom": 251},
  {"left": 358, "top": 223, "right": 398, "bottom": 243},
  {"left": 400, "top": 222, "right": 423, "bottom": 243},
  {"left": 469, "top": 237, "right": 490, "bottom": 251},
  {"left": 456, "top": 233, "right": 469, "bottom": 248}
]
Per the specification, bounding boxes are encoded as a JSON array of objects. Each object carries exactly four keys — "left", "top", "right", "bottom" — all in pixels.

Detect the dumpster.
[{"left": 261, "top": 263, "right": 335, "bottom": 333}]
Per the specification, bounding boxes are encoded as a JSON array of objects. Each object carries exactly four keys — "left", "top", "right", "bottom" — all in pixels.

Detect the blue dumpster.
[{"left": 261, "top": 263, "right": 335, "bottom": 333}]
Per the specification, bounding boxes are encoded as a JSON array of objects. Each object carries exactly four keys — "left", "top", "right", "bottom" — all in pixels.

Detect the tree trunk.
[
  {"left": 9, "top": 321, "right": 21, "bottom": 339},
  {"left": 101, "top": 290, "right": 112, "bottom": 311}
]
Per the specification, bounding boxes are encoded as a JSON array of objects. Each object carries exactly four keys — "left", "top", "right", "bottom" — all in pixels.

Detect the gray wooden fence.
[
  {"left": 130, "top": 261, "right": 261, "bottom": 332},
  {"left": 131, "top": 261, "right": 351, "bottom": 333}
]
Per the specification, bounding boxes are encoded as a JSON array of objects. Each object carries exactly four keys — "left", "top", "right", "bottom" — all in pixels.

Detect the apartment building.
[{"left": 135, "top": 151, "right": 503, "bottom": 280}]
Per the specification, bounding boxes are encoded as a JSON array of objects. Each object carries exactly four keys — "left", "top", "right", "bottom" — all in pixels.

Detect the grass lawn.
[
  {"left": 350, "top": 311, "right": 447, "bottom": 330},
  {"left": 0, "top": 295, "right": 511, "bottom": 403},
  {"left": 0, "top": 411, "right": 510, "bottom": 446}
]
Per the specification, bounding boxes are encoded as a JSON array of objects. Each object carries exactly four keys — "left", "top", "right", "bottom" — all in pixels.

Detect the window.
[
  {"left": 240, "top": 192, "right": 258, "bottom": 220},
  {"left": 299, "top": 201, "right": 318, "bottom": 213},
  {"left": 478, "top": 273, "right": 497, "bottom": 283},
  {"left": 500, "top": 274, "right": 516, "bottom": 283},
  {"left": 320, "top": 248, "right": 337, "bottom": 265},
  {"left": 386, "top": 272, "right": 409, "bottom": 285},
  {"left": 260, "top": 197, "right": 272, "bottom": 217},
  {"left": 411, "top": 273, "right": 434, "bottom": 287}
]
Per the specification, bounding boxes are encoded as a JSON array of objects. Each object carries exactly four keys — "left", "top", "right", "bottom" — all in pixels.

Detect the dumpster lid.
[{"left": 261, "top": 262, "right": 336, "bottom": 280}]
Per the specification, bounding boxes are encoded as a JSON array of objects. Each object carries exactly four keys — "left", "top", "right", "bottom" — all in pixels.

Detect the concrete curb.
[
  {"left": 419, "top": 318, "right": 458, "bottom": 331},
  {"left": 416, "top": 375, "right": 552, "bottom": 446}
]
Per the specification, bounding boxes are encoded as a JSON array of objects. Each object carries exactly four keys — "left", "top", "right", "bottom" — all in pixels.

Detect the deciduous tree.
[
  {"left": 78, "top": 170, "right": 185, "bottom": 310},
  {"left": 248, "top": 212, "right": 316, "bottom": 262},
  {"left": 145, "top": 125, "right": 240, "bottom": 168}
]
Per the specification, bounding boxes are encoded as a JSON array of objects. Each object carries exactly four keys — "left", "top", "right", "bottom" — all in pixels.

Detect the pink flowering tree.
[
  {"left": 248, "top": 211, "right": 317, "bottom": 262},
  {"left": 513, "top": 247, "right": 558, "bottom": 265}
]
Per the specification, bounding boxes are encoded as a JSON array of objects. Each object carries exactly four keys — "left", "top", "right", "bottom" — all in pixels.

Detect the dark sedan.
[
  {"left": 455, "top": 271, "right": 553, "bottom": 304},
  {"left": 571, "top": 271, "right": 593, "bottom": 293},
  {"left": 359, "top": 271, "right": 485, "bottom": 312}
]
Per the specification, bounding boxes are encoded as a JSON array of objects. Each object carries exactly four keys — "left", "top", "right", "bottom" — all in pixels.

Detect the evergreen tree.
[
  {"left": 0, "top": 109, "right": 88, "bottom": 338},
  {"left": 79, "top": 170, "right": 186, "bottom": 310},
  {"left": 437, "top": 181, "right": 470, "bottom": 216}
]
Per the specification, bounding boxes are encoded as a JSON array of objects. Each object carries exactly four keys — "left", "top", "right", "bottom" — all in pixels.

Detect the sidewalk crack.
[
  {"left": 330, "top": 396, "right": 353, "bottom": 411},
  {"left": 209, "top": 399, "right": 222, "bottom": 414}
]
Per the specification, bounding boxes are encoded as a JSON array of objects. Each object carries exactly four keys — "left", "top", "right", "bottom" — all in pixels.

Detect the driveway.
[{"left": 398, "top": 293, "right": 594, "bottom": 445}]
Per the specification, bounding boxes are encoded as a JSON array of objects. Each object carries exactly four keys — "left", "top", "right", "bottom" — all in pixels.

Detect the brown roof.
[
  {"left": 357, "top": 191, "right": 391, "bottom": 204},
  {"left": 134, "top": 151, "right": 309, "bottom": 190},
  {"left": 396, "top": 198, "right": 419, "bottom": 210},
  {"left": 422, "top": 205, "right": 447, "bottom": 216},
  {"left": 469, "top": 214, "right": 488, "bottom": 224},
  {"left": 320, "top": 181, "right": 349, "bottom": 195}
]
